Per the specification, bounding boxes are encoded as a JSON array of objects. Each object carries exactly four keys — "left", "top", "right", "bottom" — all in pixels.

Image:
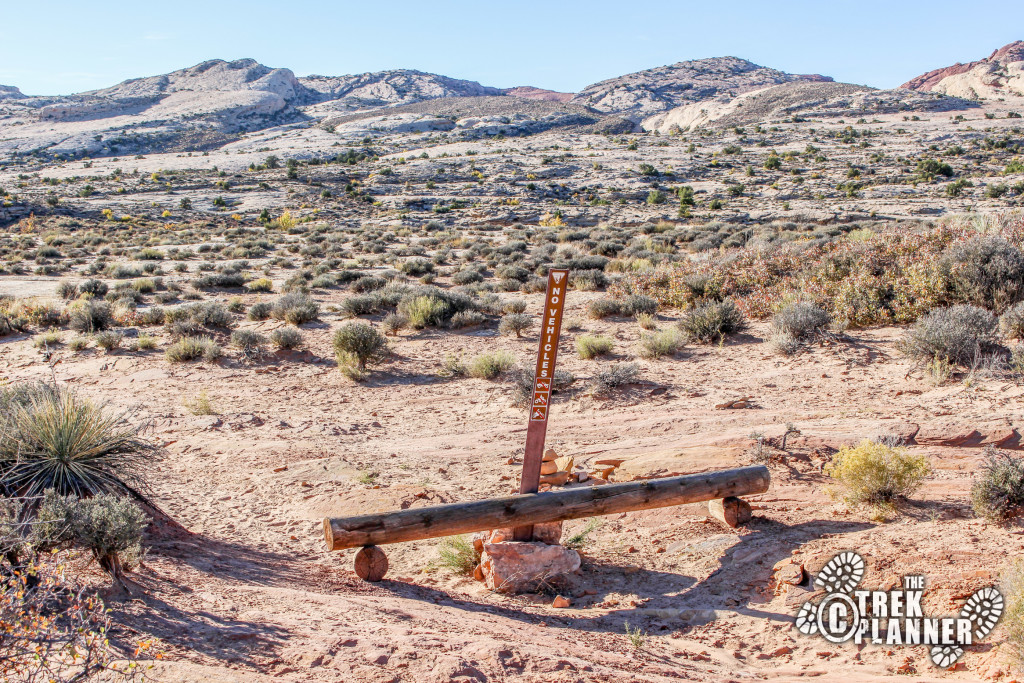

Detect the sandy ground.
[{"left": 2, "top": 287, "right": 1022, "bottom": 682}]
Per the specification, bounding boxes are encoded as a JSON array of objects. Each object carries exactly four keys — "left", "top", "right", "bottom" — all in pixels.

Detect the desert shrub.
[
  {"left": 230, "top": 329, "right": 267, "bottom": 360},
  {"left": 900, "top": 304, "right": 998, "bottom": 366},
  {"left": 0, "top": 540, "right": 149, "bottom": 678},
  {"left": 620, "top": 294, "right": 658, "bottom": 317},
  {"left": 333, "top": 323, "right": 389, "bottom": 371},
  {"left": 825, "top": 439, "right": 929, "bottom": 507},
  {"left": 587, "top": 298, "right": 621, "bottom": 319},
  {"left": 39, "top": 491, "right": 146, "bottom": 579},
  {"left": 769, "top": 301, "right": 829, "bottom": 354},
  {"left": 1002, "top": 302, "right": 1024, "bottom": 339},
  {"left": 576, "top": 334, "right": 614, "bottom": 359},
  {"left": 270, "top": 327, "right": 303, "bottom": 350},
  {"left": 452, "top": 269, "right": 484, "bottom": 285},
  {"left": 271, "top": 293, "right": 319, "bottom": 325},
  {"left": 340, "top": 294, "right": 379, "bottom": 317},
  {"left": 399, "top": 257, "right": 434, "bottom": 276},
  {"left": 498, "top": 313, "right": 532, "bottom": 338},
  {"left": 247, "top": 302, "right": 272, "bottom": 320},
  {"left": 638, "top": 328, "right": 684, "bottom": 359},
  {"left": 68, "top": 301, "right": 112, "bottom": 333},
  {"left": 381, "top": 313, "right": 409, "bottom": 336},
  {"left": 136, "top": 306, "right": 165, "bottom": 326},
  {"left": 0, "top": 384, "right": 153, "bottom": 499},
  {"left": 78, "top": 279, "right": 108, "bottom": 297},
  {"left": 399, "top": 295, "right": 447, "bottom": 329},
  {"left": 942, "top": 236, "right": 1024, "bottom": 312},
  {"left": 1005, "top": 559, "right": 1024, "bottom": 669},
  {"left": 436, "top": 535, "right": 479, "bottom": 575},
  {"left": 971, "top": 449, "right": 1024, "bottom": 521},
  {"left": 351, "top": 275, "right": 387, "bottom": 293},
  {"left": 165, "top": 336, "right": 221, "bottom": 363},
  {"left": 467, "top": 351, "right": 515, "bottom": 379},
  {"left": 503, "top": 299, "right": 528, "bottom": 314},
  {"left": 93, "top": 330, "right": 122, "bottom": 353},
  {"left": 134, "top": 334, "right": 157, "bottom": 351},
  {"left": 588, "top": 362, "right": 640, "bottom": 395},
  {"left": 450, "top": 310, "right": 487, "bottom": 328},
  {"left": 245, "top": 277, "right": 274, "bottom": 293},
  {"left": 56, "top": 282, "right": 78, "bottom": 300},
  {"left": 679, "top": 299, "right": 746, "bottom": 343}
]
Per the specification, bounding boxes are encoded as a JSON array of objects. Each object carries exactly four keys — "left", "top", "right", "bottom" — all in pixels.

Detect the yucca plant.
[{"left": 0, "top": 384, "right": 154, "bottom": 502}]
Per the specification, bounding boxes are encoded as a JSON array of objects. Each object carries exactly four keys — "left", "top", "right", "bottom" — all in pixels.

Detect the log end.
[
  {"left": 354, "top": 545, "right": 389, "bottom": 582},
  {"left": 322, "top": 517, "right": 334, "bottom": 550}
]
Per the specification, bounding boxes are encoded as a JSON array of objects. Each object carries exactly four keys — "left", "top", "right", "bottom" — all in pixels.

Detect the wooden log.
[
  {"left": 353, "top": 545, "right": 389, "bottom": 581},
  {"left": 324, "top": 465, "right": 769, "bottom": 551}
]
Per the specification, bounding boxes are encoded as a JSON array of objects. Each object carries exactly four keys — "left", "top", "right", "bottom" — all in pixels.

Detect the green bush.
[
  {"left": 638, "top": 328, "right": 684, "bottom": 359},
  {"left": 270, "top": 327, "right": 303, "bottom": 350},
  {"left": 825, "top": 439, "right": 929, "bottom": 507},
  {"left": 467, "top": 351, "right": 515, "bottom": 379},
  {"left": 679, "top": 299, "right": 746, "bottom": 343},
  {"left": 398, "top": 295, "right": 447, "bottom": 329},
  {"left": 971, "top": 449, "right": 1024, "bottom": 521},
  {"left": 165, "top": 336, "right": 221, "bottom": 363},
  {"left": 333, "top": 323, "right": 389, "bottom": 371},
  {"left": 576, "top": 334, "right": 614, "bottom": 359},
  {"left": 0, "top": 384, "right": 153, "bottom": 499}
]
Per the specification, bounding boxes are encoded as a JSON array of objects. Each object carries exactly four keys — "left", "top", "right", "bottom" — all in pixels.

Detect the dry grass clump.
[
  {"left": 1004, "top": 559, "right": 1024, "bottom": 671},
  {"left": 825, "top": 439, "right": 929, "bottom": 510},
  {"left": 900, "top": 304, "right": 998, "bottom": 366},
  {"left": 678, "top": 299, "right": 746, "bottom": 343},
  {"left": 436, "top": 535, "right": 480, "bottom": 575},
  {"left": 971, "top": 449, "right": 1024, "bottom": 521},
  {"left": 165, "top": 336, "right": 222, "bottom": 363},
  {"left": 576, "top": 334, "right": 614, "bottom": 359},
  {"left": 467, "top": 351, "right": 515, "bottom": 380},
  {"left": 638, "top": 328, "right": 684, "bottom": 359}
]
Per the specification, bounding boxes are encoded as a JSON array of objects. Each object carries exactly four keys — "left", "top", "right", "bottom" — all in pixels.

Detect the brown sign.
[
  {"left": 514, "top": 269, "right": 569, "bottom": 542},
  {"left": 528, "top": 270, "right": 568, "bottom": 424}
]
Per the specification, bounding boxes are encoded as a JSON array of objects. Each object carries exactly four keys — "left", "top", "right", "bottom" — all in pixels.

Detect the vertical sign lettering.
[{"left": 513, "top": 269, "right": 569, "bottom": 541}]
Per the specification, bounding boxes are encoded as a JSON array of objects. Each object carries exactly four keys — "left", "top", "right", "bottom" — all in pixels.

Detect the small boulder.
[{"left": 479, "top": 542, "right": 581, "bottom": 593}]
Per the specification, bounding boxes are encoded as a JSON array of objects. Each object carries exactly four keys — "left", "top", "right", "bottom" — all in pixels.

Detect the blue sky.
[{"left": 3, "top": 1, "right": 1021, "bottom": 96}]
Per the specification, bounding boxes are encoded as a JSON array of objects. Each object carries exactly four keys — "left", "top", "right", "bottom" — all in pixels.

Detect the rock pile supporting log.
[{"left": 323, "top": 465, "right": 770, "bottom": 551}]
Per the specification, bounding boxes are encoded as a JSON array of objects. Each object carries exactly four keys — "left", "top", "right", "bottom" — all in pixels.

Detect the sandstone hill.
[
  {"left": 570, "top": 56, "right": 832, "bottom": 122},
  {"left": 901, "top": 40, "right": 1024, "bottom": 99}
]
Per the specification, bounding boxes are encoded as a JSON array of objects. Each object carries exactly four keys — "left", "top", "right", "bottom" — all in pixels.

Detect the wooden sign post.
[{"left": 513, "top": 268, "right": 569, "bottom": 541}]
